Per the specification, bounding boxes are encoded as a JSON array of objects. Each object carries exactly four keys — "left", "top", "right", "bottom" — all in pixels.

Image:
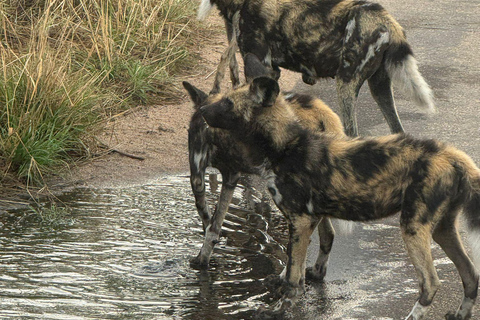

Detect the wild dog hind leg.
[
  {"left": 433, "top": 215, "right": 478, "bottom": 320},
  {"left": 225, "top": 12, "right": 240, "bottom": 88},
  {"left": 191, "top": 170, "right": 241, "bottom": 268},
  {"left": 368, "top": 66, "right": 404, "bottom": 133},
  {"left": 401, "top": 196, "right": 440, "bottom": 319},
  {"left": 306, "top": 216, "right": 335, "bottom": 281},
  {"left": 336, "top": 78, "right": 362, "bottom": 137}
]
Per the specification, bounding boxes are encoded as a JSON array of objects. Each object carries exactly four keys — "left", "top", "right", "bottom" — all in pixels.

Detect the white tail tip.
[
  {"left": 335, "top": 220, "right": 356, "bottom": 235},
  {"left": 468, "top": 231, "right": 480, "bottom": 271},
  {"left": 387, "top": 55, "right": 436, "bottom": 114},
  {"left": 197, "top": 0, "right": 214, "bottom": 20}
]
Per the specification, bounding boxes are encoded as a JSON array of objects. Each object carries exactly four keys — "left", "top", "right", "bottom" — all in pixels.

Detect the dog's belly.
[{"left": 271, "top": 46, "right": 340, "bottom": 79}]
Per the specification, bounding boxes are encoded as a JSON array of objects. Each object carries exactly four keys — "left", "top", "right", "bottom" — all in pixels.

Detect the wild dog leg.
[
  {"left": 336, "top": 78, "right": 362, "bottom": 137},
  {"left": 368, "top": 67, "right": 405, "bottom": 134},
  {"left": 306, "top": 216, "right": 335, "bottom": 281},
  {"left": 267, "top": 214, "right": 320, "bottom": 313},
  {"left": 191, "top": 170, "right": 241, "bottom": 268},
  {"left": 224, "top": 14, "right": 240, "bottom": 89},
  {"left": 433, "top": 216, "right": 478, "bottom": 320},
  {"left": 401, "top": 218, "right": 440, "bottom": 319},
  {"left": 189, "top": 147, "right": 211, "bottom": 231}
]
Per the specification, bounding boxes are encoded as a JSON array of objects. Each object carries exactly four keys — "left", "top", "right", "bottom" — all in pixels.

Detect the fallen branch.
[{"left": 98, "top": 143, "right": 145, "bottom": 161}]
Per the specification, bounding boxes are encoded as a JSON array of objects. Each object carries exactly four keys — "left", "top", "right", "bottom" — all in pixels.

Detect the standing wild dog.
[
  {"left": 198, "top": 75, "right": 480, "bottom": 320},
  {"left": 184, "top": 54, "right": 345, "bottom": 280},
  {"left": 197, "top": 0, "right": 435, "bottom": 136}
]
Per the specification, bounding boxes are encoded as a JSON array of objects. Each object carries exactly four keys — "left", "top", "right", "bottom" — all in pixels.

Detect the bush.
[{"left": 0, "top": 0, "right": 196, "bottom": 184}]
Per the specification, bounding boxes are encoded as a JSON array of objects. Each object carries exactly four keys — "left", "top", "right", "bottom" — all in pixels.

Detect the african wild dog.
[
  {"left": 198, "top": 75, "right": 480, "bottom": 320},
  {"left": 184, "top": 54, "right": 345, "bottom": 279},
  {"left": 197, "top": 0, "right": 435, "bottom": 137}
]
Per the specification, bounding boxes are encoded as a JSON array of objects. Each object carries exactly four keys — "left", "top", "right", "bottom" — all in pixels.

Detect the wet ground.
[
  {"left": 0, "top": 176, "right": 287, "bottom": 320},
  {"left": 1, "top": 0, "right": 479, "bottom": 319},
  {"left": 0, "top": 175, "right": 472, "bottom": 319}
]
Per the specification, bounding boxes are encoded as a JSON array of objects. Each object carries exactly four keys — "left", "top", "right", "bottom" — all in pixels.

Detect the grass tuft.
[{"left": 0, "top": 0, "right": 196, "bottom": 185}]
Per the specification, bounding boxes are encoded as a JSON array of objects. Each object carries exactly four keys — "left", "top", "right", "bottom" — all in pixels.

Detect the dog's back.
[
  {"left": 188, "top": 90, "right": 344, "bottom": 177},
  {"left": 284, "top": 92, "right": 345, "bottom": 136},
  {"left": 200, "top": 0, "right": 435, "bottom": 136}
]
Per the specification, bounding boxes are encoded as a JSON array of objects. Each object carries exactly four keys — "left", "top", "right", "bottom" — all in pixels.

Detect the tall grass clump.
[{"left": 0, "top": 0, "right": 196, "bottom": 185}]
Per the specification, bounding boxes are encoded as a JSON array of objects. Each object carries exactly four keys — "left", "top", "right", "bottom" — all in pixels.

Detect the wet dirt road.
[
  {"left": 1, "top": 0, "right": 479, "bottom": 319},
  {"left": 284, "top": 0, "right": 480, "bottom": 318}
]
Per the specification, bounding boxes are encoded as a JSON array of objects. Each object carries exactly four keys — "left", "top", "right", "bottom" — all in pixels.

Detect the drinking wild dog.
[
  {"left": 198, "top": 74, "right": 480, "bottom": 320},
  {"left": 197, "top": 0, "right": 435, "bottom": 136},
  {"left": 184, "top": 54, "right": 345, "bottom": 281}
]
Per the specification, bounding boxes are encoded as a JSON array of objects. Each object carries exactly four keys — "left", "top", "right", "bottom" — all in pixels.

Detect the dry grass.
[{"left": 0, "top": 0, "right": 197, "bottom": 185}]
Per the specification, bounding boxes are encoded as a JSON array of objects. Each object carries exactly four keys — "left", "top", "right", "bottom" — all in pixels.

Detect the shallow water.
[
  {"left": 0, "top": 175, "right": 466, "bottom": 320},
  {"left": 0, "top": 176, "right": 286, "bottom": 320}
]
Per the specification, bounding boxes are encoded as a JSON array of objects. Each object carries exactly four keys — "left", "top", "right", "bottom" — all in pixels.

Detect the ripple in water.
[{"left": 0, "top": 176, "right": 286, "bottom": 319}]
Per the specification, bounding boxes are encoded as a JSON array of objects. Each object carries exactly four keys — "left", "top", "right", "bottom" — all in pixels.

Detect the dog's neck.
[{"left": 249, "top": 97, "right": 308, "bottom": 160}]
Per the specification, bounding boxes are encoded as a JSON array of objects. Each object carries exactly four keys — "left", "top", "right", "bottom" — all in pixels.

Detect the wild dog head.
[
  {"left": 200, "top": 76, "right": 280, "bottom": 130},
  {"left": 186, "top": 53, "right": 288, "bottom": 137},
  {"left": 186, "top": 53, "right": 343, "bottom": 151},
  {"left": 183, "top": 53, "right": 277, "bottom": 113}
]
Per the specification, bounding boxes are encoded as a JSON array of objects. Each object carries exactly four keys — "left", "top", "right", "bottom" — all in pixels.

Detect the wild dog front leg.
[
  {"left": 191, "top": 171, "right": 241, "bottom": 268},
  {"left": 265, "top": 214, "right": 320, "bottom": 314},
  {"left": 223, "top": 14, "right": 241, "bottom": 89},
  {"left": 336, "top": 78, "right": 362, "bottom": 137},
  {"left": 189, "top": 148, "right": 210, "bottom": 231},
  {"left": 306, "top": 216, "right": 335, "bottom": 281}
]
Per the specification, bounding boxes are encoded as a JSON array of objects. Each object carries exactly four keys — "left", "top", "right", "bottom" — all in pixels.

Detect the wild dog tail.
[
  {"left": 197, "top": 0, "right": 214, "bottom": 20},
  {"left": 465, "top": 188, "right": 480, "bottom": 270},
  {"left": 385, "top": 42, "right": 435, "bottom": 113},
  {"left": 459, "top": 153, "right": 480, "bottom": 270}
]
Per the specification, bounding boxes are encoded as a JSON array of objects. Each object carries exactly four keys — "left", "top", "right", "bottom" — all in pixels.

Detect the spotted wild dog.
[
  {"left": 197, "top": 0, "right": 435, "bottom": 137},
  {"left": 184, "top": 54, "right": 345, "bottom": 280},
  {"left": 198, "top": 74, "right": 480, "bottom": 320}
]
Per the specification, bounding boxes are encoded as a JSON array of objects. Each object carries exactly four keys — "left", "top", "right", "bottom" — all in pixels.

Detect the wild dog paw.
[
  {"left": 279, "top": 282, "right": 305, "bottom": 299},
  {"left": 189, "top": 255, "right": 209, "bottom": 270},
  {"left": 256, "top": 296, "right": 294, "bottom": 320},
  {"left": 264, "top": 274, "right": 284, "bottom": 295},
  {"left": 302, "top": 73, "right": 317, "bottom": 85},
  {"left": 255, "top": 303, "right": 287, "bottom": 320},
  {"left": 305, "top": 262, "right": 327, "bottom": 282},
  {"left": 445, "top": 312, "right": 466, "bottom": 320}
]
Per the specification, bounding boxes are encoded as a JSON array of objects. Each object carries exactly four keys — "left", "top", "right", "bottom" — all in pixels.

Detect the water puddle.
[
  {"left": 0, "top": 176, "right": 287, "bottom": 319},
  {"left": 1, "top": 175, "right": 463, "bottom": 320}
]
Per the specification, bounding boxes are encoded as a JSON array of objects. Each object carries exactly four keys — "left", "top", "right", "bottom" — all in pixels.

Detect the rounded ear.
[
  {"left": 183, "top": 81, "right": 208, "bottom": 107},
  {"left": 250, "top": 77, "right": 280, "bottom": 107},
  {"left": 244, "top": 53, "right": 272, "bottom": 83}
]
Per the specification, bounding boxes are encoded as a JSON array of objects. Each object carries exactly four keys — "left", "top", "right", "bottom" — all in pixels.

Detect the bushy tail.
[
  {"left": 334, "top": 220, "right": 356, "bottom": 235},
  {"left": 463, "top": 163, "right": 480, "bottom": 270},
  {"left": 385, "top": 43, "right": 436, "bottom": 113},
  {"left": 465, "top": 190, "right": 480, "bottom": 270},
  {"left": 197, "top": 0, "right": 214, "bottom": 20}
]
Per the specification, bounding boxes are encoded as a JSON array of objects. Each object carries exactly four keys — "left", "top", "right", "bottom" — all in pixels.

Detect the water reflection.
[{"left": 0, "top": 176, "right": 285, "bottom": 319}]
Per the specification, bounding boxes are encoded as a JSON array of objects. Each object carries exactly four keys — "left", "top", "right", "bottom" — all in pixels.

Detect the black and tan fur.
[
  {"left": 198, "top": 74, "right": 480, "bottom": 320},
  {"left": 198, "top": 0, "right": 435, "bottom": 137},
  {"left": 184, "top": 54, "right": 345, "bottom": 277}
]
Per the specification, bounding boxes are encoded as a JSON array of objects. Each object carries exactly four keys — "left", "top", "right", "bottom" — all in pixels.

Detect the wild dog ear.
[
  {"left": 182, "top": 81, "right": 208, "bottom": 107},
  {"left": 244, "top": 53, "right": 272, "bottom": 83},
  {"left": 250, "top": 77, "right": 280, "bottom": 107}
]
